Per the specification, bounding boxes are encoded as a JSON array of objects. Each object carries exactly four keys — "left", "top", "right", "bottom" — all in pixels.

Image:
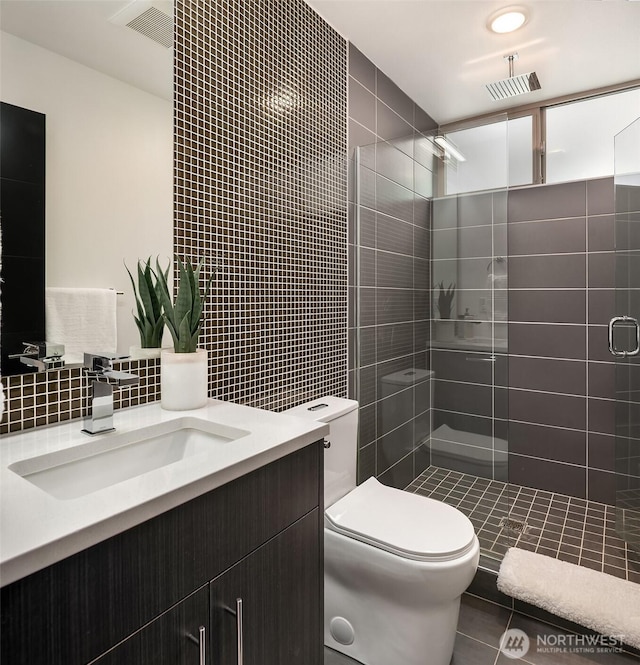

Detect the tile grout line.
[
  {"left": 515, "top": 486, "right": 544, "bottom": 552},
  {"left": 549, "top": 493, "right": 567, "bottom": 559},
  {"left": 481, "top": 480, "right": 506, "bottom": 547},
  {"left": 584, "top": 196, "right": 591, "bottom": 503}
]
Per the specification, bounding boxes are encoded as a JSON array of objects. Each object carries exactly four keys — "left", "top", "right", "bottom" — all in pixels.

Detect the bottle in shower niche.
[
  {"left": 486, "top": 258, "right": 507, "bottom": 321},
  {"left": 463, "top": 308, "right": 476, "bottom": 339}
]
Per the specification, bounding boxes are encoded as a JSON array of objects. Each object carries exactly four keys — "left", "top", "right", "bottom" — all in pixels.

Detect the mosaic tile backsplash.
[{"left": 0, "top": 359, "right": 160, "bottom": 435}]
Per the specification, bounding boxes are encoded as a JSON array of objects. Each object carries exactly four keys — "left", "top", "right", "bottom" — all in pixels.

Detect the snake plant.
[
  {"left": 436, "top": 281, "right": 456, "bottom": 319},
  {"left": 156, "top": 256, "right": 216, "bottom": 353},
  {"left": 126, "top": 257, "right": 169, "bottom": 348}
]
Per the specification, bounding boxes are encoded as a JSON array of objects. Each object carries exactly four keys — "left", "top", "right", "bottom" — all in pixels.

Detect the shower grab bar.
[{"left": 608, "top": 316, "right": 640, "bottom": 357}]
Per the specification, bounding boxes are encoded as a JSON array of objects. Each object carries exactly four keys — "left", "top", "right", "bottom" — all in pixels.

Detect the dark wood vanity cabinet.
[
  {"left": 90, "top": 585, "right": 210, "bottom": 665},
  {"left": 209, "top": 511, "right": 320, "bottom": 665},
  {"left": 1, "top": 442, "right": 324, "bottom": 665}
]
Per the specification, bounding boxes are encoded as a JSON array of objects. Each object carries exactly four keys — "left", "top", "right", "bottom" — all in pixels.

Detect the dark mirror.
[{"left": 0, "top": 0, "right": 173, "bottom": 375}]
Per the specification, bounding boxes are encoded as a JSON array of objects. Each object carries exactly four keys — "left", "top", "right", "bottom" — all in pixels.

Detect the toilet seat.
[{"left": 325, "top": 477, "right": 476, "bottom": 562}]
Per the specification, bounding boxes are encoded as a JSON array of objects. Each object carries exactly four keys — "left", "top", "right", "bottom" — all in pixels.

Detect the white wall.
[{"left": 1, "top": 31, "right": 173, "bottom": 358}]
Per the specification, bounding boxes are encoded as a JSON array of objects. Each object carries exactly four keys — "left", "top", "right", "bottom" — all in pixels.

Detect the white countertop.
[{"left": 0, "top": 400, "right": 328, "bottom": 587}]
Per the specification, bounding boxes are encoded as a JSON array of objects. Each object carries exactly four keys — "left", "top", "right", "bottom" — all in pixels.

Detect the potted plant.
[
  {"left": 156, "top": 255, "right": 216, "bottom": 410},
  {"left": 436, "top": 281, "right": 455, "bottom": 319},
  {"left": 435, "top": 281, "right": 456, "bottom": 341},
  {"left": 125, "top": 257, "right": 169, "bottom": 358}
]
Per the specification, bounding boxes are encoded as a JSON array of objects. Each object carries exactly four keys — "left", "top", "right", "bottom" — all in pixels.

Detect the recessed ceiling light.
[{"left": 488, "top": 6, "right": 529, "bottom": 34}]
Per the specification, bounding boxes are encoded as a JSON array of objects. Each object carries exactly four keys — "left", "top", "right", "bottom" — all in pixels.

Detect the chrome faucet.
[
  {"left": 8, "top": 342, "right": 65, "bottom": 371},
  {"left": 82, "top": 353, "right": 139, "bottom": 435}
]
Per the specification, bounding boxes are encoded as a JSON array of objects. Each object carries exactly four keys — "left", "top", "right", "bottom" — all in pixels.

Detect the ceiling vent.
[{"left": 109, "top": 0, "right": 173, "bottom": 49}]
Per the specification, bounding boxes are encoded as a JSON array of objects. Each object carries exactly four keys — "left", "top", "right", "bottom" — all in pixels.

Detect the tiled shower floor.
[{"left": 406, "top": 465, "right": 640, "bottom": 584}]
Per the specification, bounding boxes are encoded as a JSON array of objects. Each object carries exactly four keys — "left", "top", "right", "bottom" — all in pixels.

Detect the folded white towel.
[
  {"left": 498, "top": 547, "right": 640, "bottom": 649},
  {"left": 46, "top": 288, "right": 117, "bottom": 364}
]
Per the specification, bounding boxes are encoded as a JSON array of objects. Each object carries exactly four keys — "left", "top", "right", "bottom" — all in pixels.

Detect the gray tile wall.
[
  {"left": 430, "top": 178, "right": 620, "bottom": 504},
  {"left": 507, "top": 177, "right": 618, "bottom": 504},
  {"left": 347, "top": 43, "right": 438, "bottom": 488}
]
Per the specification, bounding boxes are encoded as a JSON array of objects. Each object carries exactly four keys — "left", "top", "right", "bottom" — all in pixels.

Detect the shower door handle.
[{"left": 608, "top": 316, "right": 640, "bottom": 357}]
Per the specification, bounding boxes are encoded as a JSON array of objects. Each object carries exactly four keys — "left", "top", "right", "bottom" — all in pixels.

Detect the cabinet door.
[
  {"left": 210, "top": 510, "right": 321, "bottom": 665},
  {"left": 93, "top": 586, "right": 209, "bottom": 665}
]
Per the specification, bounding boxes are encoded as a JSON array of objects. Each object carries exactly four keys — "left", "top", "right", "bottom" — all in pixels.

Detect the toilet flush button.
[{"left": 330, "top": 617, "right": 355, "bottom": 645}]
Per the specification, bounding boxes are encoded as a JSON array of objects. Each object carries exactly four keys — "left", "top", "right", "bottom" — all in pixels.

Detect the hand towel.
[{"left": 46, "top": 287, "right": 117, "bottom": 364}]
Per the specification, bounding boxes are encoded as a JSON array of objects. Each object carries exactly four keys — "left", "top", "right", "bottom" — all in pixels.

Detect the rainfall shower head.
[{"left": 486, "top": 53, "right": 541, "bottom": 101}]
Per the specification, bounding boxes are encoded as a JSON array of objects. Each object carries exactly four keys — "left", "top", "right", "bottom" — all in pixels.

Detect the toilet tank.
[{"left": 284, "top": 396, "right": 359, "bottom": 507}]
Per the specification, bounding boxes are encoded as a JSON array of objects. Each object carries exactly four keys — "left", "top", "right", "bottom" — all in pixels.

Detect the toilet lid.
[{"left": 325, "top": 477, "right": 477, "bottom": 562}]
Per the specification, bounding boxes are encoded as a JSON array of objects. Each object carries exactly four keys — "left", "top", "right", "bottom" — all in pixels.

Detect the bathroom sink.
[{"left": 9, "top": 418, "right": 250, "bottom": 500}]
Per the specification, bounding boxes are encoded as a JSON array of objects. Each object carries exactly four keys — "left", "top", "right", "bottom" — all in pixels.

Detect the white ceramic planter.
[
  {"left": 161, "top": 348, "right": 209, "bottom": 410},
  {"left": 435, "top": 320, "right": 455, "bottom": 342},
  {"left": 129, "top": 346, "right": 162, "bottom": 360}
]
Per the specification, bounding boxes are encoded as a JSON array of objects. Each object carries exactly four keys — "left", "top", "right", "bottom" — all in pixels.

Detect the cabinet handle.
[
  {"left": 199, "top": 625, "right": 206, "bottom": 665},
  {"left": 236, "top": 598, "right": 244, "bottom": 665}
]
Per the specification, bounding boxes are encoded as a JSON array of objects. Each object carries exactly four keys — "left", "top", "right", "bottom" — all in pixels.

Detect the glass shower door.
[
  {"left": 430, "top": 117, "right": 511, "bottom": 568},
  {"left": 613, "top": 117, "right": 640, "bottom": 549}
]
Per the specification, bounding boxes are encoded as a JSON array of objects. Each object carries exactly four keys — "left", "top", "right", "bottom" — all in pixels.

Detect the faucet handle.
[
  {"left": 83, "top": 352, "right": 130, "bottom": 373},
  {"left": 8, "top": 342, "right": 66, "bottom": 371},
  {"left": 39, "top": 342, "right": 65, "bottom": 358},
  {"left": 9, "top": 341, "right": 65, "bottom": 360}
]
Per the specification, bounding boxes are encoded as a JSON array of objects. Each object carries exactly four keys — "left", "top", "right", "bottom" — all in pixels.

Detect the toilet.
[{"left": 285, "top": 396, "right": 479, "bottom": 665}]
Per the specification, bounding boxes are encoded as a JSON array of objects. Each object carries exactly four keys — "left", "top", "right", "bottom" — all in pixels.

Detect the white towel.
[
  {"left": 497, "top": 547, "right": 640, "bottom": 649},
  {"left": 46, "top": 288, "right": 117, "bottom": 364}
]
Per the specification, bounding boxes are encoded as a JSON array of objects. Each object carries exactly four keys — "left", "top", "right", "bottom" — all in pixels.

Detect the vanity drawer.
[{"left": 1, "top": 441, "right": 323, "bottom": 665}]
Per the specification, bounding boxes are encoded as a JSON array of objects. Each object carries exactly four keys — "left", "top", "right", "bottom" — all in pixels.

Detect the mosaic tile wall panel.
[{"left": 174, "top": 0, "right": 347, "bottom": 411}]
